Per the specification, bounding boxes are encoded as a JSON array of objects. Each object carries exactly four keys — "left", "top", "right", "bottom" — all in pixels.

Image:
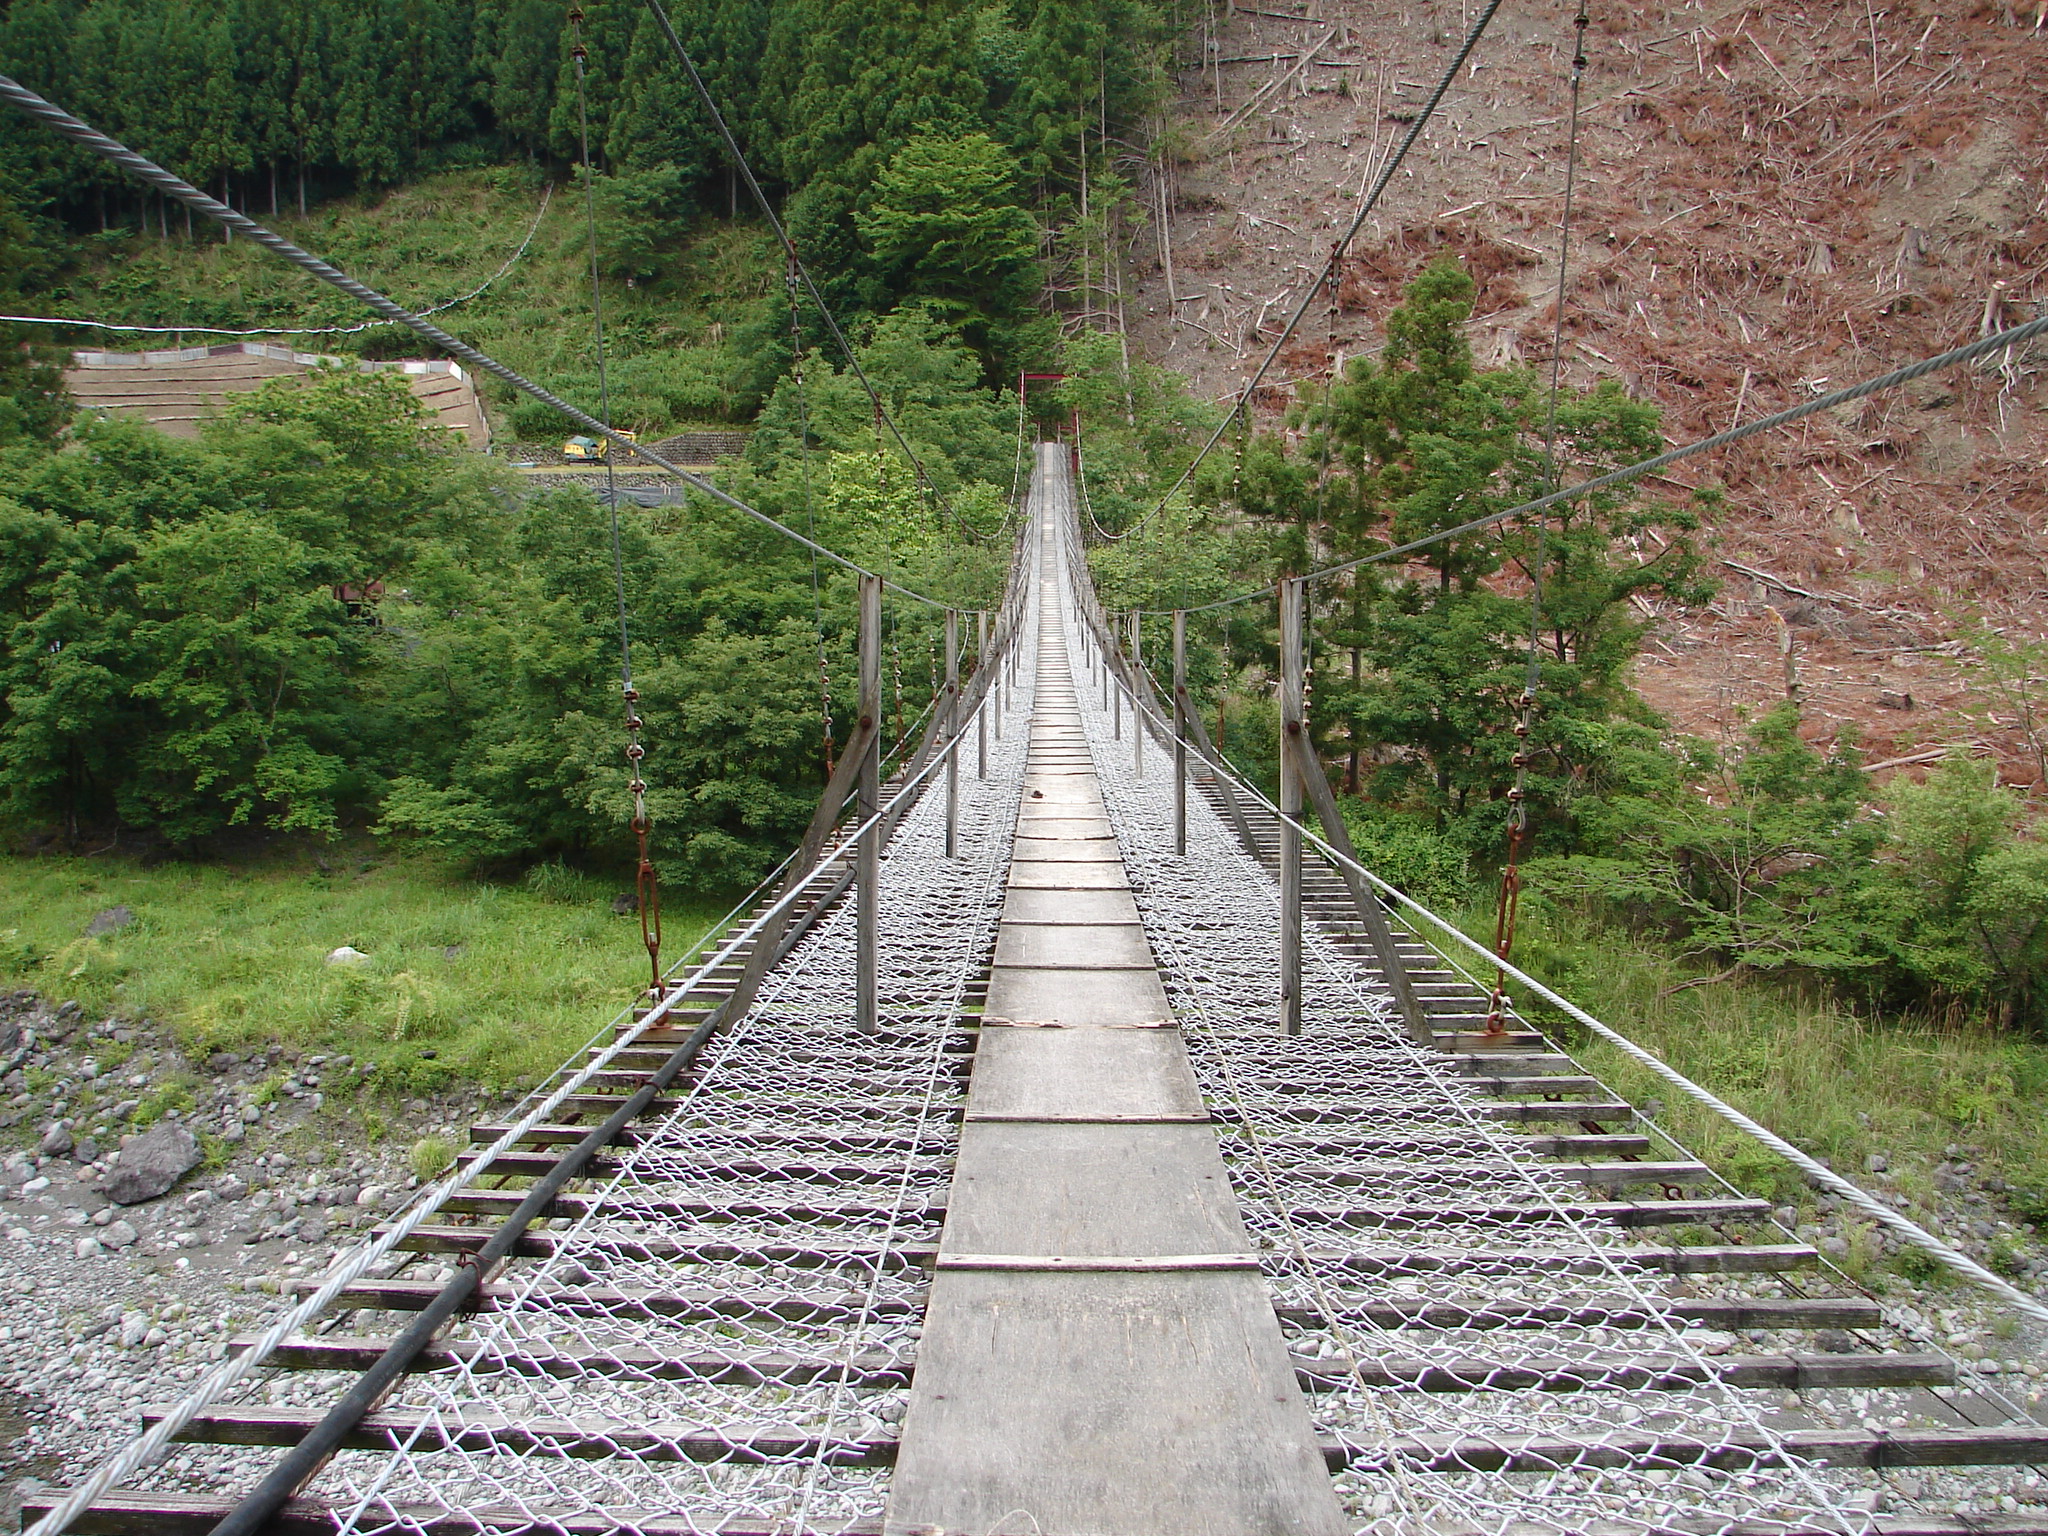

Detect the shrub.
[{"left": 409, "top": 1135, "right": 455, "bottom": 1182}]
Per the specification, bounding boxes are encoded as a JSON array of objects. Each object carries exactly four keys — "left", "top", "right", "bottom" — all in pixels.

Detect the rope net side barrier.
[
  {"left": 99, "top": 584, "right": 1040, "bottom": 1535},
  {"left": 1044, "top": 459, "right": 2041, "bottom": 1534}
]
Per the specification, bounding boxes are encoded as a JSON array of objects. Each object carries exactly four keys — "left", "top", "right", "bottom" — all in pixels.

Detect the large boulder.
[{"left": 103, "top": 1123, "right": 201, "bottom": 1205}]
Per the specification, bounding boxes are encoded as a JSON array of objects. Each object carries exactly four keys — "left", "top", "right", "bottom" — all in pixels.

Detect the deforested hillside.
[{"left": 1129, "top": 0, "right": 2048, "bottom": 780}]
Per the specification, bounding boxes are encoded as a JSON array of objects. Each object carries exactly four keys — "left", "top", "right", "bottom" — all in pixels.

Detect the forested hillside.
[
  {"left": 0, "top": 0, "right": 1180, "bottom": 884},
  {"left": 0, "top": 0, "right": 1173, "bottom": 363}
]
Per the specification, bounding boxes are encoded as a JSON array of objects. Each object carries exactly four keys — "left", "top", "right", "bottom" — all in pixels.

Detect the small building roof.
[{"left": 64, "top": 342, "right": 489, "bottom": 448}]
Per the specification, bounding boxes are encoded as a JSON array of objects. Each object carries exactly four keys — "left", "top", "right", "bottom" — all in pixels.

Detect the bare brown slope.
[{"left": 1126, "top": 0, "right": 2048, "bottom": 780}]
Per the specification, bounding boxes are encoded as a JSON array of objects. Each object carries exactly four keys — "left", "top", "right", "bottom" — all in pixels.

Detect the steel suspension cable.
[
  {"left": 1116, "top": 0, "right": 1508, "bottom": 540},
  {"left": 1148, "top": 303, "right": 2048, "bottom": 616},
  {"left": 569, "top": 10, "right": 664, "bottom": 993},
  {"left": 0, "top": 73, "right": 960, "bottom": 610},
  {"left": 636, "top": 0, "right": 959, "bottom": 540}
]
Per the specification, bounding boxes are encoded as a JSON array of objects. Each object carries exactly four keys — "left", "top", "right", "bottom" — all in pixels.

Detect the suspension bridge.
[
  {"left": 8, "top": 448, "right": 2041, "bottom": 1536},
  {"left": 7, "top": 5, "right": 2048, "bottom": 1526}
]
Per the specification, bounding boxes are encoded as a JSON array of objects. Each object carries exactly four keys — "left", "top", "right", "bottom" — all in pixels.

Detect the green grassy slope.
[{"left": 45, "top": 166, "right": 778, "bottom": 438}]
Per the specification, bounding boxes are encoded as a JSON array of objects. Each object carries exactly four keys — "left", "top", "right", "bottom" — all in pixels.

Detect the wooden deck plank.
[
  {"left": 962, "top": 1020, "right": 1204, "bottom": 1120},
  {"left": 887, "top": 462, "right": 1345, "bottom": 1536},
  {"left": 938, "top": 1121, "right": 1249, "bottom": 1256}
]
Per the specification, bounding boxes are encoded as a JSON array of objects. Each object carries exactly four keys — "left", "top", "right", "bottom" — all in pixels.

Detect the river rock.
[
  {"left": 38, "top": 1123, "right": 73, "bottom": 1157},
  {"left": 101, "top": 1219, "right": 138, "bottom": 1249},
  {"left": 102, "top": 1123, "right": 201, "bottom": 1205}
]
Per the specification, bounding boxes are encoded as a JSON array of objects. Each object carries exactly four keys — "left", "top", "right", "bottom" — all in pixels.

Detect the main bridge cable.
[
  {"left": 570, "top": 7, "right": 664, "bottom": 995},
  {"left": 1113, "top": 0, "right": 1509, "bottom": 541},
  {"left": 636, "top": 0, "right": 961, "bottom": 542},
  {"left": 1150, "top": 302, "right": 2048, "bottom": 617},
  {"left": 0, "top": 73, "right": 961, "bottom": 612}
]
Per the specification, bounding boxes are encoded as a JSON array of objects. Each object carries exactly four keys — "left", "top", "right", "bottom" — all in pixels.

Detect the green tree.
[
  {"left": 1864, "top": 758, "right": 2048, "bottom": 1027},
  {"left": 855, "top": 131, "right": 1041, "bottom": 347},
  {"left": 1211, "top": 260, "right": 1712, "bottom": 822},
  {"left": 1536, "top": 705, "right": 1882, "bottom": 981}
]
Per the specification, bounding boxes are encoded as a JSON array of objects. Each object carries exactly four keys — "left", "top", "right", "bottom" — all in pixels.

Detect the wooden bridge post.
[
  {"left": 1279, "top": 577, "right": 1306, "bottom": 1035},
  {"left": 944, "top": 609, "right": 960, "bottom": 859},
  {"left": 975, "top": 610, "right": 988, "bottom": 780},
  {"left": 993, "top": 610, "right": 1005, "bottom": 744},
  {"left": 1129, "top": 611, "right": 1144, "bottom": 781},
  {"left": 857, "top": 573, "right": 881, "bottom": 1034},
  {"left": 1111, "top": 611, "right": 1123, "bottom": 741},
  {"left": 1173, "top": 609, "right": 1187, "bottom": 856}
]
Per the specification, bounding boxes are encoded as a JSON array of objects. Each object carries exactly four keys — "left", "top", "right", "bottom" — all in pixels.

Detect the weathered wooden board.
[
  {"left": 993, "top": 922, "right": 1154, "bottom": 969},
  {"left": 999, "top": 888, "right": 1142, "bottom": 925},
  {"left": 939, "top": 1121, "right": 1250, "bottom": 1257},
  {"left": 984, "top": 964, "right": 1172, "bottom": 1025},
  {"left": 887, "top": 1270, "right": 1346, "bottom": 1536},
  {"left": 964, "top": 1027, "right": 1204, "bottom": 1120},
  {"left": 1006, "top": 860, "right": 1132, "bottom": 890}
]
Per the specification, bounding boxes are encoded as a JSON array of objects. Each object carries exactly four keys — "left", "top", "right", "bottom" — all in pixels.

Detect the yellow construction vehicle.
[{"left": 562, "top": 430, "right": 636, "bottom": 462}]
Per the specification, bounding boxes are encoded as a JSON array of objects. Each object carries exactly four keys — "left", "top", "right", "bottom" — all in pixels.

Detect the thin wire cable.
[
  {"left": 1118, "top": 0, "right": 1508, "bottom": 540},
  {"left": 1481, "top": 1, "right": 1589, "bottom": 1033},
  {"left": 0, "top": 73, "right": 959, "bottom": 611},
  {"left": 637, "top": 0, "right": 959, "bottom": 540},
  {"left": 0, "top": 183, "right": 554, "bottom": 338},
  {"left": 570, "top": 22, "right": 631, "bottom": 693},
  {"left": 1150, "top": 304, "right": 2048, "bottom": 615}
]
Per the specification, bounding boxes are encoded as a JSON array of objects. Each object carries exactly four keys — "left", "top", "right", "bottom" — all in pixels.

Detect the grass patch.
[
  {"left": 0, "top": 845, "right": 731, "bottom": 1093},
  {"left": 1444, "top": 899, "right": 2048, "bottom": 1221}
]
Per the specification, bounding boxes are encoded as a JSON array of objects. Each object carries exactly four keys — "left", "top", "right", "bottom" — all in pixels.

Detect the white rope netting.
[
  {"left": 121, "top": 587, "right": 1043, "bottom": 1536},
  {"left": 1044, "top": 468, "right": 1949, "bottom": 1535}
]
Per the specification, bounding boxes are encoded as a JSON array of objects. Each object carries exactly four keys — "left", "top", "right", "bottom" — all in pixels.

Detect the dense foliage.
[
  {"left": 1075, "top": 261, "right": 2048, "bottom": 1032},
  {"left": 0, "top": 0, "right": 1177, "bottom": 377},
  {"left": 0, "top": 355, "right": 1007, "bottom": 883}
]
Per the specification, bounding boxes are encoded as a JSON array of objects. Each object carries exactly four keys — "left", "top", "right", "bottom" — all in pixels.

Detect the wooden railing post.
[
  {"left": 944, "top": 609, "right": 960, "bottom": 859},
  {"left": 1278, "top": 577, "right": 1306, "bottom": 1035},
  {"left": 975, "top": 610, "right": 988, "bottom": 780},
  {"left": 1173, "top": 609, "right": 1188, "bottom": 856},
  {"left": 857, "top": 573, "right": 881, "bottom": 1034},
  {"left": 1112, "top": 610, "right": 1123, "bottom": 742},
  {"left": 1129, "top": 612, "right": 1145, "bottom": 781}
]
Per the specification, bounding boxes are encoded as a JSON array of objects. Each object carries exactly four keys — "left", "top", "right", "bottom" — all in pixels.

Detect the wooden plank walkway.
[{"left": 885, "top": 486, "right": 1346, "bottom": 1536}]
